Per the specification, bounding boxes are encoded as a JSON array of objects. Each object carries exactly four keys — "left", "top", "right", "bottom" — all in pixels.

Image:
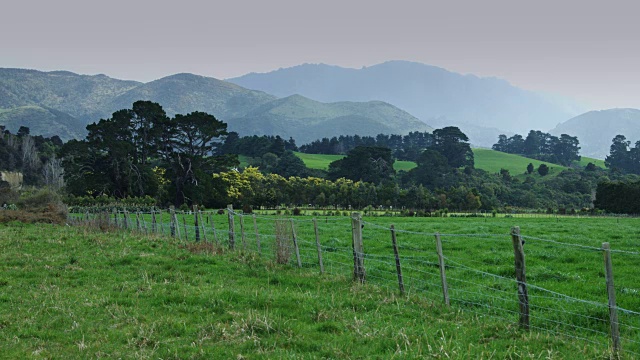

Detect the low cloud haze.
[{"left": 2, "top": 0, "right": 639, "bottom": 109}]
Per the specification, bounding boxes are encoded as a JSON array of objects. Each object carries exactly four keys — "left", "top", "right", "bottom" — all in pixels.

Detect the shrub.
[{"left": 292, "top": 207, "right": 302, "bottom": 216}]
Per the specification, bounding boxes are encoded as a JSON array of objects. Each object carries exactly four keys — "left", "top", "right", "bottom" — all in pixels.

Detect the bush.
[
  {"left": 292, "top": 207, "right": 302, "bottom": 216},
  {"left": 242, "top": 204, "right": 253, "bottom": 214}
]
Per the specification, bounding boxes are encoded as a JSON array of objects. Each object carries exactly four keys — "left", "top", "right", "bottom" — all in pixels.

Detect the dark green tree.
[
  {"left": 431, "top": 126, "right": 474, "bottom": 168},
  {"left": 538, "top": 164, "right": 550, "bottom": 176},
  {"left": 328, "top": 146, "right": 395, "bottom": 183}
]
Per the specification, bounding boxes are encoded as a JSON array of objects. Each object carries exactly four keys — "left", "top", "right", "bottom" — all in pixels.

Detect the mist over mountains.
[{"left": 229, "top": 61, "right": 585, "bottom": 134}]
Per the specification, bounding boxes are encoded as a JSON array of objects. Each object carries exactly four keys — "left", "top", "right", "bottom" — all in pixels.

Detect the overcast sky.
[{"left": 2, "top": 0, "right": 639, "bottom": 110}]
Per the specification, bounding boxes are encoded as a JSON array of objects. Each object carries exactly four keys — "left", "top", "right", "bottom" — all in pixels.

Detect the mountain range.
[
  {"left": 0, "top": 62, "right": 638, "bottom": 158},
  {"left": 550, "top": 109, "right": 640, "bottom": 159},
  {"left": 0, "top": 68, "right": 428, "bottom": 143}
]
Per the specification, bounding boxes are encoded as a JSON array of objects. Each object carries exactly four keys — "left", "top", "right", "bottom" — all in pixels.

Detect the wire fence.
[{"left": 69, "top": 207, "right": 640, "bottom": 357}]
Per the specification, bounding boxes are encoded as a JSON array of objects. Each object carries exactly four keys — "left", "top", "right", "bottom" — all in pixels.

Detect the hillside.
[
  {"left": 0, "top": 68, "right": 432, "bottom": 143},
  {"left": 0, "top": 106, "right": 86, "bottom": 140},
  {"left": 294, "top": 149, "right": 576, "bottom": 176},
  {"left": 228, "top": 61, "right": 584, "bottom": 135},
  {"left": 0, "top": 68, "right": 141, "bottom": 122},
  {"left": 231, "top": 95, "right": 433, "bottom": 144},
  {"left": 550, "top": 108, "right": 640, "bottom": 159},
  {"left": 106, "top": 73, "right": 277, "bottom": 119}
]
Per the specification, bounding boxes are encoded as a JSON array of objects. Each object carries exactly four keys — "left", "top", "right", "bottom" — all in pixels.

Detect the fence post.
[
  {"left": 135, "top": 212, "right": 141, "bottom": 232},
  {"left": 602, "top": 242, "right": 621, "bottom": 354},
  {"left": 290, "top": 219, "right": 302, "bottom": 268},
  {"left": 511, "top": 226, "right": 529, "bottom": 330},
  {"left": 141, "top": 212, "right": 148, "bottom": 234},
  {"left": 123, "top": 210, "right": 129, "bottom": 230},
  {"left": 240, "top": 215, "right": 247, "bottom": 251},
  {"left": 390, "top": 224, "right": 405, "bottom": 295},
  {"left": 435, "top": 232, "right": 450, "bottom": 306},
  {"left": 199, "top": 210, "right": 207, "bottom": 243},
  {"left": 152, "top": 210, "right": 157, "bottom": 234},
  {"left": 193, "top": 205, "right": 200, "bottom": 242},
  {"left": 227, "top": 205, "right": 235, "bottom": 250},
  {"left": 170, "top": 206, "right": 176, "bottom": 237},
  {"left": 313, "top": 218, "right": 324, "bottom": 274},
  {"left": 159, "top": 210, "right": 164, "bottom": 235},
  {"left": 113, "top": 208, "right": 118, "bottom": 228},
  {"left": 351, "top": 212, "right": 366, "bottom": 283},
  {"left": 253, "top": 214, "right": 261, "bottom": 254}
]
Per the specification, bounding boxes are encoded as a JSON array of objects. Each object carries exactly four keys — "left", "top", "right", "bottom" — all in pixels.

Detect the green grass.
[
  {"left": 294, "top": 149, "right": 574, "bottom": 176},
  {"left": 3, "top": 215, "right": 637, "bottom": 358},
  {"left": 472, "top": 148, "right": 567, "bottom": 175},
  {"left": 578, "top": 156, "right": 606, "bottom": 168}
]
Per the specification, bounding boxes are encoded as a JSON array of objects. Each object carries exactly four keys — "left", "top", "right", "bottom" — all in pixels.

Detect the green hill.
[
  {"left": 0, "top": 106, "right": 86, "bottom": 140},
  {"left": 294, "top": 149, "right": 588, "bottom": 176}
]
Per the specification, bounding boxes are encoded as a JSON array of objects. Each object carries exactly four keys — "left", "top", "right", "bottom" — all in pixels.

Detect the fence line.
[{"left": 69, "top": 209, "right": 640, "bottom": 357}]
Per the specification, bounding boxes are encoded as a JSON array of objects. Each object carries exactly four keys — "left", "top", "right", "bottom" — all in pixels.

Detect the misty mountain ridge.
[
  {"left": 550, "top": 108, "right": 640, "bottom": 159},
  {"left": 229, "top": 60, "right": 586, "bottom": 134}
]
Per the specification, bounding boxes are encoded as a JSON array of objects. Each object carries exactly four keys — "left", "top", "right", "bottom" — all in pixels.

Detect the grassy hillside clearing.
[{"left": 1, "top": 217, "right": 628, "bottom": 358}]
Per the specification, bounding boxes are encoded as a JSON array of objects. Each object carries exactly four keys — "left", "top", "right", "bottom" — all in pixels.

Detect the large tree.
[
  {"left": 431, "top": 126, "right": 474, "bottom": 168},
  {"left": 328, "top": 146, "right": 395, "bottom": 184}
]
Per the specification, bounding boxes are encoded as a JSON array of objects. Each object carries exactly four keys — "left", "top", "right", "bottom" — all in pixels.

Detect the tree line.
[{"left": 492, "top": 130, "right": 581, "bottom": 166}]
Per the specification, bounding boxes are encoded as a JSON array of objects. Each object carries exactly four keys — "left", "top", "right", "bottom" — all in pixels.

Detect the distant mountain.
[
  {"left": 0, "top": 68, "right": 141, "bottom": 122},
  {"left": 106, "top": 73, "right": 277, "bottom": 119},
  {"left": 228, "top": 61, "right": 585, "bottom": 134},
  {"left": 0, "top": 106, "right": 86, "bottom": 141},
  {"left": 0, "top": 68, "right": 430, "bottom": 144},
  {"left": 550, "top": 108, "right": 640, "bottom": 159},
  {"left": 229, "top": 95, "right": 433, "bottom": 144}
]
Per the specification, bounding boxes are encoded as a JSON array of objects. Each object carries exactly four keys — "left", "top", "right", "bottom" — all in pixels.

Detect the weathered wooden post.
[
  {"left": 123, "top": 210, "right": 129, "bottom": 230},
  {"left": 193, "top": 205, "right": 200, "bottom": 242},
  {"left": 113, "top": 208, "right": 119, "bottom": 228},
  {"left": 351, "top": 212, "right": 366, "bottom": 283},
  {"left": 135, "top": 212, "right": 141, "bottom": 231},
  {"left": 313, "top": 218, "right": 324, "bottom": 274},
  {"left": 169, "top": 206, "right": 177, "bottom": 238},
  {"left": 141, "top": 211, "right": 148, "bottom": 234},
  {"left": 198, "top": 210, "right": 207, "bottom": 243},
  {"left": 435, "top": 232, "right": 450, "bottom": 306},
  {"left": 390, "top": 224, "right": 405, "bottom": 294},
  {"left": 253, "top": 214, "right": 261, "bottom": 254},
  {"left": 227, "top": 205, "right": 235, "bottom": 249},
  {"left": 290, "top": 219, "right": 302, "bottom": 268},
  {"left": 152, "top": 210, "right": 157, "bottom": 234},
  {"left": 602, "top": 242, "right": 621, "bottom": 354},
  {"left": 511, "top": 226, "right": 529, "bottom": 330},
  {"left": 240, "top": 215, "right": 247, "bottom": 251}
]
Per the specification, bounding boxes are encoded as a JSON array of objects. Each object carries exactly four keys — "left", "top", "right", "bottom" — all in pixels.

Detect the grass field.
[
  {"left": 578, "top": 156, "right": 606, "bottom": 168},
  {"left": 4, "top": 214, "right": 639, "bottom": 358}
]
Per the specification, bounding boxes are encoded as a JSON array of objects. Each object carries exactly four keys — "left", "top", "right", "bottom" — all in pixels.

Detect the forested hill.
[
  {"left": 0, "top": 68, "right": 431, "bottom": 143},
  {"left": 228, "top": 61, "right": 584, "bottom": 134}
]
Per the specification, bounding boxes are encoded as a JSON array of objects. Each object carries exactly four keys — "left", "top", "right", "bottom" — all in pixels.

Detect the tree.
[
  {"left": 527, "top": 163, "right": 534, "bottom": 174},
  {"left": 538, "top": 164, "right": 549, "bottom": 176},
  {"left": 328, "top": 146, "right": 395, "bottom": 184},
  {"left": 431, "top": 127, "right": 474, "bottom": 168}
]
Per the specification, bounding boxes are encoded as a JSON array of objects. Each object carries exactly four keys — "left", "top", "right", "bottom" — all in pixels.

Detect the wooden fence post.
[
  {"left": 123, "top": 210, "right": 129, "bottom": 230},
  {"left": 141, "top": 212, "right": 148, "bottom": 234},
  {"left": 199, "top": 210, "right": 207, "bottom": 243},
  {"left": 313, "top": 218, "right": 324, "bottom": 274},
  {"left": 390, "top": 224, "right": 405, "bottom": 294},
  {"left": 290, "top": 219, "right": 302, "bottom": 268},
  {"left": 602, "top": 242, "right": 621, "bottom": 354},
  {"left": 253, "top": 214, "right": 261, "bottom": 254},
  {"left": 193, "top": 205, "right": 200, "bottom": 242},
  {"left": 152, "top": 210, "right": 157, "bottom": 234},
  {"left": 169, "top": 207, "right": 176, "bottom": 238},
  {"left": 227, "top": 205, "right": 235, "bottom": 250},
  {"left": 351, "top": 212, "right": 366, "bottom": 283},
  {"left": 135, "top": 212, "right": 141, "bottom": 232},
  {"left": 182, "top": 214, "right": 188, "bottom": 241},
  {"left": 113, "top": 208, "right": 118, "bottom": 228},
  {"left": 435, "top": 232, "right": 450, "bottom": 306},
  {"left": 159, "top": 210, "right": 164, "bottom": 235},
  {"left": 240, "top": 215, "right": 247, "bottom": 251},
  {"left": 511, "top": 226, "right": 529, "bottom": 330}
]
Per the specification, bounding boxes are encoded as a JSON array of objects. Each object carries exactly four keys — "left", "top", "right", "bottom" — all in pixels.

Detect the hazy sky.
[{"left": 3, "top": 0, "right": 640, "bottom": 110}]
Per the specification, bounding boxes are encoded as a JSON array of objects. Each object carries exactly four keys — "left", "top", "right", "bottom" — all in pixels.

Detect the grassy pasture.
[{"left": 2, "top": 215, "right": 638, "bottom": 358}]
